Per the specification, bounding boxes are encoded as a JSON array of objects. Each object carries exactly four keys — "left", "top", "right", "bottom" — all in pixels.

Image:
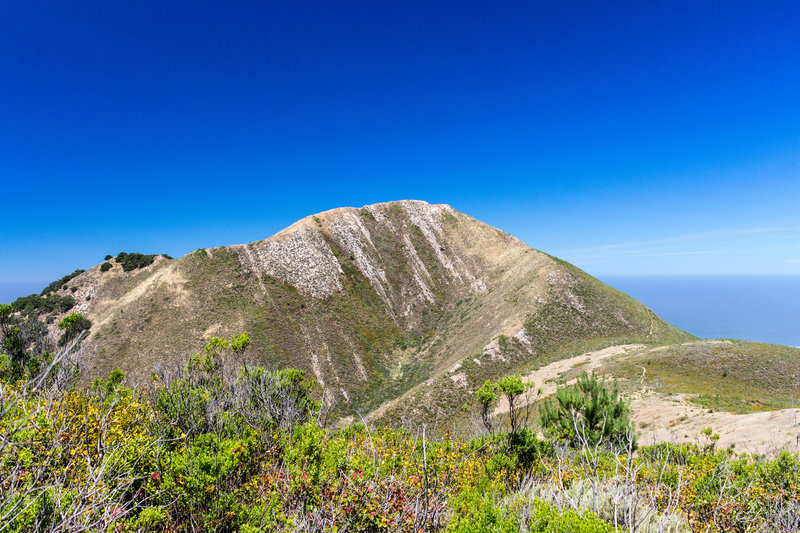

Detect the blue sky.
[{"left": 2, "top": 1, "right": 799, "bottom": 301}]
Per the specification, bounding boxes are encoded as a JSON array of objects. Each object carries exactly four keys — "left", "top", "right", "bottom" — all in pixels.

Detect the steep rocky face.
[
  {"left": 36, "top": 200, "right": 692, "bottom": 424},
  {"left": 236, "top": 202, "right": 495, "bottom": 324}
]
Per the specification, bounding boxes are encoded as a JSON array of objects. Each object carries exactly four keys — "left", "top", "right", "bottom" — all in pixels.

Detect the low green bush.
[
  {"left": 447, "top": 488, "right": 520, "bottom": 532},
  {"left": 57, "top": 312, "right": 91, "bottom": 346},
  {"left": 524, "top": 500, "right": 613, "bottom": 533},
  {"left": 447, "top": 490, "right": 613, "bottom": 533}
]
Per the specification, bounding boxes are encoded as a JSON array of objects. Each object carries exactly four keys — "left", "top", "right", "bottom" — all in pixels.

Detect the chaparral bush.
[{"left": 1, "top": 327, "right": 798, "bottom": 532}]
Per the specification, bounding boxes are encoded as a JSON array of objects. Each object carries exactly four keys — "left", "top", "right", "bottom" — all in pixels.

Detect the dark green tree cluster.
[
  {"left": 115, "top": 252, "right": 157, "bottom": 271},
  {"left": 40, "top": 269, "right": 85, "bottom": 295},
  {"left": 100, "top": 261, "right": 113, "bottom": 272},
  {"left": 10, "top": 293, "right": 75, "bottom": 317},
  {"left": 8, "top": 269, "right": 88, "bottom": 318}
]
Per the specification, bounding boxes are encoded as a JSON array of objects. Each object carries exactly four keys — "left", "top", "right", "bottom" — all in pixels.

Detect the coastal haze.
[{"left": 601, "top": 275, "right": 800, "bottom": 347}]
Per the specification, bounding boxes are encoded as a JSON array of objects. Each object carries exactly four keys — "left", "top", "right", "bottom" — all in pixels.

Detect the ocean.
[
  {"left": 0, "top": 281, "right": 49, "bottom": 306},
  {"left": 600, "top": 276, "right": 800, "bottom": 347}
]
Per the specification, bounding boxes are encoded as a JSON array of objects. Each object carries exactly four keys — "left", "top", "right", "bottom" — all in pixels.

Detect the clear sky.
[{"left": 2, "top": 1, "right": 799, "bottom": 300}]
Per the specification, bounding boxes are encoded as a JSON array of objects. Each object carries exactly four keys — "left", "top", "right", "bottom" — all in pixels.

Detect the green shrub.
[
  {"left": 1, "top": 326, "right": 24, "bottom": 369},
  {"left": 155, "top": 431, "right": 263, "bottom": 530},
  {"left": 233, "top": 366, "right": 320, "bottom": 432},
  {"left": 447, "top": 491, "right": 613, "bottom": 533},
  {"left": 515, "top": 478, "right": 691, "bottom": 532},
  {"left": 57, "top": 312, "right": 91, "bottom": 346},
  {"left": 121, "top": 507, "right": 165, "bottom": 532},
  {"left": 115, "top": 252, "right": 157, "bottom": 271},
  {"left": 161, "top": 334, "right": 319, "bottom": 437},
  {"left": 539, "top": 372, "right": 637, "bottom": 450},
  {"left": 446, "top": 488, "right": 520, "bottom": 533},
  {"left": 524, "top": 499, "right": 614, "bottom": 532},
  {"left": 507, "top": 428, "right": 552, "bottom": 471},
  {"left": 230, "top": 332, "right": 250, "bottom": 354},
  {"left": 0, "top": 312, "right": 57, "bottom": 381},
  {"left": 760, "top": 450, "right": 800, "bottom": 491},
  {"left": 156, "top": 378, "right": 213, "bottom": 437},
  {"left": 100, "top": 261, "right": 112, "bottom": 272},
  {"left": 91, "top": 368, "right": 126, "bottom": 398}
]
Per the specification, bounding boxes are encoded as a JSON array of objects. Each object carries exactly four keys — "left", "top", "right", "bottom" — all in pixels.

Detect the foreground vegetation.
[{"left": 1, "top": 316, "right": 799, "bottom": 531}]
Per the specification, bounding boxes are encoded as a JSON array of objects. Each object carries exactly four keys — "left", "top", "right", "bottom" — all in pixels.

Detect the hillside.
[{"left": 13, "top": 200, "right": 693, "bottom": 424}]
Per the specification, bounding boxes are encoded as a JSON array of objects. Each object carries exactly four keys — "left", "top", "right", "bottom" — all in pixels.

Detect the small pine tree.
[{"left": 539, "top": 372, "right": 637, "bottom": 449}]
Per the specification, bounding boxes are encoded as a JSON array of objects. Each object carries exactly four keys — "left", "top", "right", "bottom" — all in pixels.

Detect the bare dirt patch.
[{"left": 632, "top": 393, "right": 800, "bottom": 452}]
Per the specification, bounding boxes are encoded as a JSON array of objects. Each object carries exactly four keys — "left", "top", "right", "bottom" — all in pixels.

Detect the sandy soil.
[{"left": 632, "top": 393, "right": 800, "bottom": 452}]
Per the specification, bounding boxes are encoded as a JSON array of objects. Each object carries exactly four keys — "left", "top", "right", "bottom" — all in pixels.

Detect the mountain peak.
[
  {"left": 239, "top": 200, "right": 466, "bottom": 299},
  {"left": 22, "top": 201, "right": 691, "bottom": 424}
]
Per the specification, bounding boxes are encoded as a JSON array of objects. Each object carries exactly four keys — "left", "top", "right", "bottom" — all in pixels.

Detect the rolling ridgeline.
[{"left": 14, "top": 200, "right": 693, "bottom": 427}]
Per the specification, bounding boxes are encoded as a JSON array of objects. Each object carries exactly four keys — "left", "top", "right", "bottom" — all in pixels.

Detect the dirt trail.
[
  {"left": 89, "top": 260, "right": 188, "bottom": 335},
  {"left": 493, "top": 344, "right": 646, "bottom": 416}
]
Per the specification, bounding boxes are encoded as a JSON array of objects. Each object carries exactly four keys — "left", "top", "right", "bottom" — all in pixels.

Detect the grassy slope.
[
  {"left": 370, "top": 257, "right": 693, "bottom": 429},
  {"left": 602, "top": 340, "right": 800, "bottom": 413},
  {"left": 91, "top": 245, "right": 410, "bottom": 413}
]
